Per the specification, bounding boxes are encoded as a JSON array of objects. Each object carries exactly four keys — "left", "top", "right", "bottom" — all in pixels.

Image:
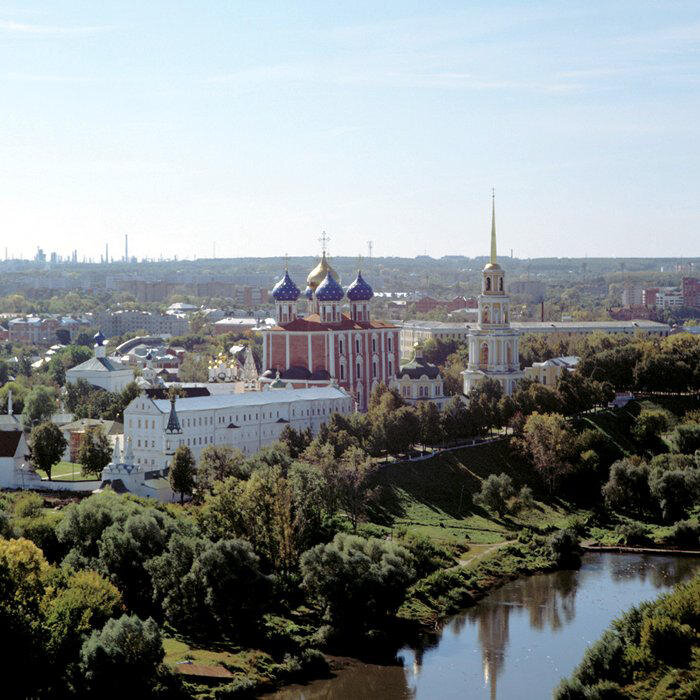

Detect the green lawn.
[
  {"left": 371, "top": 441, "right": 580, "bottom": 546},
  {"left": 37, "top": 461, "right": 97, "bottom": 482}
]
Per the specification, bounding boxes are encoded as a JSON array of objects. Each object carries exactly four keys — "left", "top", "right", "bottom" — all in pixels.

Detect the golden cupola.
[{"left": 307, "top": 251, "right": 340, "bottom": 291}]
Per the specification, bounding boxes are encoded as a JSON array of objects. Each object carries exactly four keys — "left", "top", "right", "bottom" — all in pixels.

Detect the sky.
[{"left": 1, "top": 1, "right": 699, "bottom": 261}]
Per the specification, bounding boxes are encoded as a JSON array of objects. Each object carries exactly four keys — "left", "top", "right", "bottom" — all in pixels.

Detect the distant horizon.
[{"left": 2, "top": 2, "right": 699, "bottom": 259}]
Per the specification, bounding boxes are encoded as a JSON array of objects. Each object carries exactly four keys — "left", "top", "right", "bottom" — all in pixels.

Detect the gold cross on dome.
[
  {"left": 283, "top": 252, "right": 289, "bottom": 271},
  {"left": 319, "top": 231, "right": 330, "bottom": 256},
  {"left": 357, "top": 253, "right": 363, "bottom": 272}
]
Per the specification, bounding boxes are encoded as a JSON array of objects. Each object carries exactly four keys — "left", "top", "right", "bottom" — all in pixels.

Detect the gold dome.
[
  {"left": 483, "top": 262, "right": 502, "bottom": 270},
  {"left": 306, "top": 252, "right": 340, "bottom": 290}
]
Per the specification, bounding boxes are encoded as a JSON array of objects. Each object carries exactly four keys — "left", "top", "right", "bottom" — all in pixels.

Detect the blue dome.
[
  {"left": 271, "top": 271, "right": 300, "bottom": 301},
  {"left": 346, "top": 271, "right": 373, "bottom": 301},
  {"left": 93, "top": 330, "right": 105, "bottom": 346},
  {"left": 315, "top": 272, "right": 345, "bottom": 301},
  {"left": 304, "top": 286, "right": 314, "bottom": 300}
]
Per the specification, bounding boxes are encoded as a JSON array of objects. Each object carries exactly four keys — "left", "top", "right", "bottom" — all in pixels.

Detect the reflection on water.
[{"left": 269, "top": 553, "right": 698, "bottom": 700}]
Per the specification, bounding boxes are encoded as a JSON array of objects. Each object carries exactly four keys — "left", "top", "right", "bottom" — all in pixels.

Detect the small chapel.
[{"left": 462, "top": 196, "right": 523, "bottom": 397}]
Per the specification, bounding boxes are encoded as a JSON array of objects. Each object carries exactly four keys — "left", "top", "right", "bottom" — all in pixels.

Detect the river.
[{"left": 269, "top": 552, "right": 699, "bottom": 699}]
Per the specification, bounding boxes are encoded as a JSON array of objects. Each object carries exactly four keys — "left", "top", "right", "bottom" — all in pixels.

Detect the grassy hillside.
[{"left": 370, "top": 440, "right": 578, "bottom": 545}]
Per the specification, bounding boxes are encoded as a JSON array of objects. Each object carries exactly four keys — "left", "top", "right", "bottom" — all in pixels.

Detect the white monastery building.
[
  {"left": 123, "top": 384, "right": 352, "bottom": 469},
  {"left": 462, "top": 196, "right": 524, "bottom": 397}
]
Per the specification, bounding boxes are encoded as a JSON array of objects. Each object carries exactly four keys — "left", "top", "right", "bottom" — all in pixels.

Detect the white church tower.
[{"left": 462, "top": 193, "right": 523, "bottom": 397}]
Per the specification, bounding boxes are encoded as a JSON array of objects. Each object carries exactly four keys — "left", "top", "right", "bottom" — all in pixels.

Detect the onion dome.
[
  {"left": 315, "top": 271, "right": 345, "bottom": 301},
  {"left": 346, "top": 271, "right": 373, "bottom": 301},
  {"left": 304, "top": 286, "right": 314, "bottom": 300},
  {"left": 307, "top": 252, "right": 339, "bottom": 291},
  {"left": 271, "top": 270, "right": 300, "bottom": 301},
  {"left": 93, "top": 330, "right": 105, "bottom": 346}
]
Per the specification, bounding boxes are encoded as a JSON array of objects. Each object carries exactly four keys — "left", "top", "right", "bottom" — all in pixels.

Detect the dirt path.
[{"left": 456, "top": 540, "right": 512, "bottom": 568}]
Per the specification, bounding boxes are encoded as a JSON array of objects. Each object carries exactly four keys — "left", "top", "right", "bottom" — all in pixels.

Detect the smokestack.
[
  {"left": 125, "top": 234, "right": 128, "bottom": 262},
  {"left": 105, "top": 243, "right": 109, "bottom": 264}
]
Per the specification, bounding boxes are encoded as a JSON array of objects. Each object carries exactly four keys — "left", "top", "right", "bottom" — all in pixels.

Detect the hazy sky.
[{"left": 1, "top": 1, "right": 699, "bottom": 261}]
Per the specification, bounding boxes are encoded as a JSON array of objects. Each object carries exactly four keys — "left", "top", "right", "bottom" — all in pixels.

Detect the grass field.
[
  {"left": 371, "top": 440, "right": 579, "bottom": 546},
  {"left": 36, "top": 461, "right": 96, "bottom": 482}
]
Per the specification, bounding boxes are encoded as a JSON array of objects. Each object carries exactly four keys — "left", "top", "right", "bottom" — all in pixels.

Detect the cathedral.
[
  {"left": 260, "top": 241, "right": 400, "bottom": 411},
  {"left": 462, "top": 197, "right": 523, "bottom": 397}
]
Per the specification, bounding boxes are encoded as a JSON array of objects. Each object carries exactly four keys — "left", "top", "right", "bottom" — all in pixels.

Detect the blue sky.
[{"left": 1, "top": 1, "right": 698, "bottom": 261}]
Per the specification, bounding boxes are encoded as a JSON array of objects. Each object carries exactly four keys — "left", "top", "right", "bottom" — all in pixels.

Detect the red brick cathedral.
[{"left": 260, "top": 250, "right": 399, "bottom": 410}]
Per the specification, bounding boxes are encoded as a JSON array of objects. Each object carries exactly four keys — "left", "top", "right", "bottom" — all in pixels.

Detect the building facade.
[
  {"left": 65, "top": 332, "right": 135, "bottom": 393},
  {"left": 523, "top": 356, "right": 579, "bottom": 386},
  {"left": 391, "top": 344, "right": 448, "bottom": 408},
  {"left": 462, "top": 197, "right": 523, "bottom": 397},
  {"left": 260, "top": 252, "right": 400, "bottom": 411},
  {"left": 123, "top": 385, "right": 352, "bottom": 469},
  {"left": 94, "top": 310, "right": 190, "bottom": 338}
]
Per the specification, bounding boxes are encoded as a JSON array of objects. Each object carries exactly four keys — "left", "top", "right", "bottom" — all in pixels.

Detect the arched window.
[
  {"left": 357, "top": 362, "right": 361, "bottom": 378},
  {"left": 485, "top": 277, "right": 491, "bottom": 291},
  {"left": 480, "top": 343, "right": 489, "bottom": 366},
  {"left": 499, "top": 278, "right": 503, "bottom": 291},
  {"left": 506, "top": 344, "right": 513, "bottom": 365},
  {"left": 340, "top": 364, "right": 345, "bottom": 380},
  {"left": 339, "top": 339, "right": 343, "bottom": 355},
  {"left": 483, "top": 307, "right": 490, "bottom": 323}
]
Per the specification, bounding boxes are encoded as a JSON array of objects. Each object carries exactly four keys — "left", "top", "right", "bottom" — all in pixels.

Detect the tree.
[
  {"left": 384, "top": 405, "right": 419, "bottom": 457},
  {"left": 44, "top": 570, "right": 124, "bottom": 665},
  {"left": 518, "top": 412, "right": 575, "bottom": 494},
  {"left": 649, "top": 468, "right": 700, "bottom": 522},
  {"left": 336, "top": 447, "right": 379, "bottom": 530},
  {"left": 632, "top": 409, "right": 671, "bottom": 450},
  {"left": 30, "top": 421, "right": 68, "bottom": 480},
  {"left": 195, "top": 445, "right": 246, "bottom": 499},
  {"left": 601, "top": 459, "right": 652, "bottom": 517},
  {"left": 0, "top": 538, "right": 49, "bottom": 697},
  {"left": 77, "top": 425, "right": 112, "bottom": 478},
  {"left": 668, "top": 422, "right": 700, "bottom": 455},
  {"left": 148, "top": 537, "right": 270, "bottom": 639},
  {"left": 279, "top": 424, "right": 313, "bottom": 458},
  {"left": 79, "top": 615, "right": 166, "bottom": 696},
  {"left": 474, "top": 473, "right": 515, "bottom": 517},
  {"left": 300, "top": 533, "right": 415, "bottom": 631},
  {"left": 21, "top": 385, "right": 55, "bottom": 427},
  {"left": 169, "top": 445, "right": 196, "bottom": 505},
  {"left": 416, "top": 401, "right": 444, "bottom": 451},
  {"left": 178, "top": 353, "right": 208, "bottom": 382},
  {"left": 0, "top": 359, "right": 9, "bottom": 386}
]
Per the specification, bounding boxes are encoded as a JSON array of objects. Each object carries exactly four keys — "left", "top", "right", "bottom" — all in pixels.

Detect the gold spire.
[{"left": 490, "top": 188, "right": 497, "bottom": 264}]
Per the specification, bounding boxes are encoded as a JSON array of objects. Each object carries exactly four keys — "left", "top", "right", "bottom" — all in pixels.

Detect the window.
[
  {"left": 339, "top": 339, "right": 343, "bottom": 354},
  {"left": 357, "top": 362, "right": 361, "bottom": 378},
  {"left": 372, "top": 338, "right": 376, "bottom": 352},
  {"left": 388, "top": 337, "right": 392, "bottom": 351},
  {"left": 356, "top": 338, "right": 360, "bottom": 353},
  {"left": 373, "top": 361, "right": 377, "bottom": 377},
  {"left": 137, "top": 419, "right": 141, "bottom": 429},
  {"left": 340, "top": 364, "right": 345, "bottom": 379}
]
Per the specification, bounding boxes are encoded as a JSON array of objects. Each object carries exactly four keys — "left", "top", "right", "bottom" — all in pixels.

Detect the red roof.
[{"left": 269, "top": 313, "right": 397, "bottom": 332}]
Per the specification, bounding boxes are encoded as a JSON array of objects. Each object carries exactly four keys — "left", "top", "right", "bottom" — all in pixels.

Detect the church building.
[
  {"left": 462, "top": 197, "right": 523, "bottom": 397},
  {"left": 260, "top": 240, "right": 400, "bottom": 411}
]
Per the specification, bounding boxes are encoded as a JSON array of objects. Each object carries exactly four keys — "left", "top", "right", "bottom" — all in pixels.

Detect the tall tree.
[
  {"left": 22, "top": 385, "right": 55, "bottom": 427},
  {"left": 77, "top": 426, "right": 113, "bottom": 478},
  {"left": 30, "top": 421, "right": 67, "bottom": 480},
  {"left": 169, "top": 445, "right": 196, "bottom": 505}
]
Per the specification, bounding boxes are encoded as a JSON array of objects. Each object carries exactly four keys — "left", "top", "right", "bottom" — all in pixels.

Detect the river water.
[{"left": 270, "top": 552, "right": 699, "bottom": 699}]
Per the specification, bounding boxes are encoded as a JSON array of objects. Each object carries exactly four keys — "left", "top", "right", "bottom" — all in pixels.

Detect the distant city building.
[
  {"left": 95, "top": 310, "right": 190, "bottom": 338},
  {"left": 656, "top": 288, "right": 684, "bottom": 310},
  {"left": 65, "top": 332, "right": 135, "bottom": 393},
  {"left": 414, "top": 296, "right": 475, "bottom": 314},
  {"left": 682, "top": 277, "right": 700, "bottom": 308},
  {"left": 462, "top": 197, "right": 523, "bottom": 397},
  {"left": 509, "top": 279, "right": 546, "bottom": 301},
  {"left": 523, "top": 356, "right": 579, "bottom": 386},
  {"left": 621, "top": 283, "right": 644, "bottom": 308}
]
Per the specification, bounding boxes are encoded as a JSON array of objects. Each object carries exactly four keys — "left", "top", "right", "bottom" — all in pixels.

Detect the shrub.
[
  {"left": 614, "top": 522, "right": 651, "bottom": 546},
  {"left": 547, "top": 529, "right": 581, "bottom": 569},
  {"left": 79, "top": 615, "right": 165, "bottom": 696},
  {"left": 639, "top": 615, "right": 694, "bottom": 666},
  {"left": 572, "top": 629, "right": 625, "bottom": 686},
  {"left": 665, "top": 520, "right": 700, "bottom": 547},
  {"left": 649, "top": 468, "right": 700, "bottom": 522},
  {"left": 473, "top": 473, "right": 515, "bottom": 517},
  {"left": 13, "top": 492, "right": 44, "bottom": 519},
  {"left": 398, "top": 532, "right": 454, "bottom": 579},
  {"left": 669, "top": 422, "right": 700, "bottom": 454}
]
